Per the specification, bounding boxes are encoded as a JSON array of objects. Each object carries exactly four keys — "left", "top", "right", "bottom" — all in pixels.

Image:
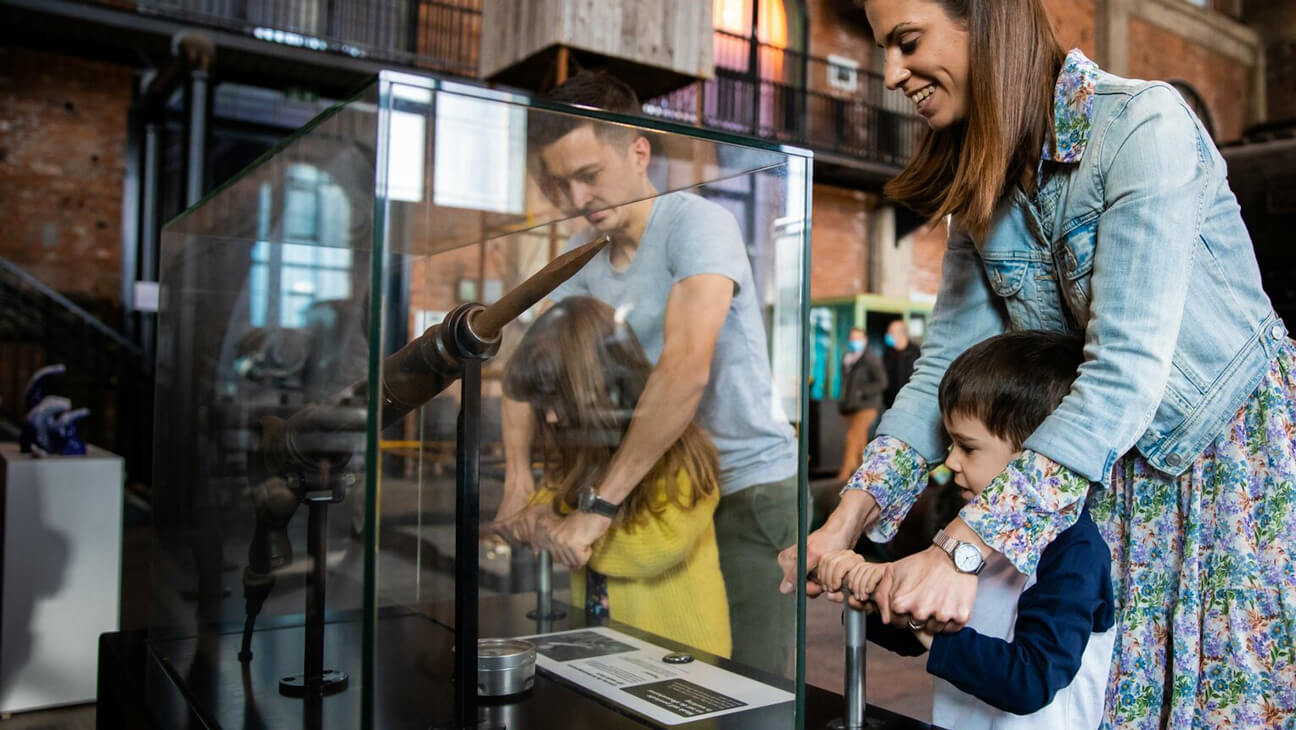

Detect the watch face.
[
  {"left": 578, "top": 487, "right": 595, "bottom": 512},
  {"left": 953, "top": 543, "right": 982, "bottom": 573}
]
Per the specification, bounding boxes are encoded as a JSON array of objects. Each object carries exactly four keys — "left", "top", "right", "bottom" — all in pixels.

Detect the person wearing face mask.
[
  {"left": 837, "top": 327, "right": 888, "bottom": 481},
  {"left": 882, "top": 318, "right": 921, "bottom": 410},
  {"left": 778, "top": 1, "right": 1296, "bottom": 726}
]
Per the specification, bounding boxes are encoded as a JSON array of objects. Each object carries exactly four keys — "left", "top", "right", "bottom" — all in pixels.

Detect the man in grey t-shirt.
[{"left": 492, "top": 71, "right": 798, "bottom": 675}]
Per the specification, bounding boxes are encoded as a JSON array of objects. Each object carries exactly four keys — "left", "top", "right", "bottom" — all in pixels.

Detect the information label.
[{"left": 519, "top": 627, "right": 794, "bottom": 726}]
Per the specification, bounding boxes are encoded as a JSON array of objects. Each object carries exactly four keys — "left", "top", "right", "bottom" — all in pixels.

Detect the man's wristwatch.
[
  {"left": 933, "top": 529, "right": 986, "bottom": 575},
  {"left": 577, "top": 485, "right": 620, "bottom": 519}
]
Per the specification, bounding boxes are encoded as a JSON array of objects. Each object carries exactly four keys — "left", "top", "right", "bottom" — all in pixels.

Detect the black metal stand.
[
  {"left": 454, "top": 358, "right": 483, "bottom": 726},
  {"left": 279, "top": 494, "right": 349, "bottom": 697}
]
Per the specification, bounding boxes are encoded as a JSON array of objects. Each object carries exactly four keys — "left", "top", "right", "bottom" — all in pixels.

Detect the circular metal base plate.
[{"left": 278, "top": 669, "right": 349, "bottom": 697}]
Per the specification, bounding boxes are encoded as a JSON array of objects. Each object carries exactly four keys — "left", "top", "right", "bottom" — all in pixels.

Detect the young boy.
[{"left": 817, "top": 331, "right": 1116, "bottom": 730}]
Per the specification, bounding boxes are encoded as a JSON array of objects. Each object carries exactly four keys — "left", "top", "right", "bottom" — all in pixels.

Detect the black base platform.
[{"left": 98, "top": 594, "right": 938, "bottom": 730}]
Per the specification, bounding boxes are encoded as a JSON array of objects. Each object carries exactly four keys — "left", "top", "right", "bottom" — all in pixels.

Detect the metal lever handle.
[
  {"left": 526, "top": 549, "right": 566, "bottom": 622},
  {"left": 829, "top": 586, "right": 868, "bottom": 730}
]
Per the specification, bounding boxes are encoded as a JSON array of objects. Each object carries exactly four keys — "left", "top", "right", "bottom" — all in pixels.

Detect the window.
[{"left": 250, "top": 166, "right": 354, "bottom": 328}]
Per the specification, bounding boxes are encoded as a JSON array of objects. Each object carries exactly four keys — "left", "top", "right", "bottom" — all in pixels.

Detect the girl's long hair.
[
  {"left": 503, "top": 297, "right": 718, "bottom": 526},
  {"left": 882, "top": 0, "right": 1065, "bottom": 240}
]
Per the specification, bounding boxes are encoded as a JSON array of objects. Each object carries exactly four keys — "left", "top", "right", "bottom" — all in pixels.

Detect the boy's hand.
[
  {"left": 914, "top": 630, "right": 934, "bottom": 650},
  {"left": 845, "top": 560, "right": 889, "bottom": 605},
  {"left": 816, "top": 549, "right": 866, "bottom": 599}
]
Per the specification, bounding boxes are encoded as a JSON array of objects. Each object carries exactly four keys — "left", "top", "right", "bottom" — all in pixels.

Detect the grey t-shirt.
[{"left": 551, "top": 191, "right": 798, "bottom": 494}]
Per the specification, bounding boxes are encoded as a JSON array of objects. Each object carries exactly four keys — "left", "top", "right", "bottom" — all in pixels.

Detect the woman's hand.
[
  {"left": 778, "top": 490, "right": 880, "bottom": 600},
  {"left": 815, "top": 549, "right": 866, "bottom": 596},
  {"left": 874, "top": 545, "right": 978, "bottom": 634}
]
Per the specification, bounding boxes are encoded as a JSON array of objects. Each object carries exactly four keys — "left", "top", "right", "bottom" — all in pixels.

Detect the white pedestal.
[{"left": 0, "top": 442, "right": 123, "bottom": 713}]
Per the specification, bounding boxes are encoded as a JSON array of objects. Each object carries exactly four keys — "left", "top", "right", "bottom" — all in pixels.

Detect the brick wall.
[
  {"left": 1243, "top": 0, "right": 1296, "bottom": 123},
  {"left": 1266, "top": 40, "right": 1296, "bottom": 122},
  {"left": 1127, "top": 16, "right": 1251, "bottom": 141},
  {"left": 0, "top": 47, "right": 132, "bottom": 303},
  {"left": 1044, "top": 0, "right": 1098, "bottom": 58},
  {"left": 909, "top": 218, "right": 946, "bottom": 299},
  {"left": 806, "top": 0, "right": 874, "bottom": 69},
  {"left": 809, "top": 183, "right": 871, "bottom": 300}
]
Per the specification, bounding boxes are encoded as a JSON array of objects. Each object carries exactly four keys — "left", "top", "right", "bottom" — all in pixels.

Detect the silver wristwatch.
[{"left": 933, "top": 529, "right": 986, "bottom": 575}]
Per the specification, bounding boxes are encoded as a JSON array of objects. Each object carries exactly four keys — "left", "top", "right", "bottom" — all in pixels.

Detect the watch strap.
[
  {"left": 580, "top": 486, "right": 620, "bottom": 518},
  {"left": 588, "top": 496, "right": 619, "bottom": 518},
  {"left": 933, "top": 528, "right": 957, "bottom": 555}
]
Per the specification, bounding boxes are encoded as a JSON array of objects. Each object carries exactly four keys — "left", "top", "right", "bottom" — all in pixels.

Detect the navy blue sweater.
[{"left": 867, "top": 510, "right": 1115, "bottom": 715}]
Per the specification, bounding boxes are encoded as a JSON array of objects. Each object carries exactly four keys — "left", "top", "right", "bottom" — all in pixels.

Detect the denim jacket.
[{"left": 879, "top": 49, "right": 1285, "bottom": 485}]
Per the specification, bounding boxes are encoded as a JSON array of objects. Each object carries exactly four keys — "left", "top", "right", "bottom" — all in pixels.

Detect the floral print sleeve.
[
  {"left": 840, "top": 435, "right": 929, "bottom": 543},
  {"left": 959, "top": 450, "right": 1090, "bottom": 575}
]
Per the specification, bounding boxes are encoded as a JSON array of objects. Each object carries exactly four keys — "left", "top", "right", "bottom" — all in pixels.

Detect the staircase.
[{"left": 0, "top": 256, "right": 152, "bottom": 483}]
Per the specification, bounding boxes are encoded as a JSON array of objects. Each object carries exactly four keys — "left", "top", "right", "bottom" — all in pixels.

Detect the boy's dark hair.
[
  {"left": 527, "top": 70, "right": 642, "bottom": 150},
  {"left": 938, "top": 330, "right": 1084, "bottom": 449}
]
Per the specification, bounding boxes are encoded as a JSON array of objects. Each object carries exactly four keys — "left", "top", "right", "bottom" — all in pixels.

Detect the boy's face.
[
  {"left": 537, "top": 124, "right": 651, "bottom": 237},
  {"left": 942, "top": 412, "right": 1021, "bottom": 500}
]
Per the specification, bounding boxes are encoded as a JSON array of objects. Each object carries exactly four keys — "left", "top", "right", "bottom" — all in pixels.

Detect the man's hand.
[
  {"left": 777, "top": 490, "right": 880, "bottom": 599},
  {"left": 536, "top": 511, "right": 611, "bottom": 569},
  {"left": 874, "top": 545, "right": 977, "bottom": 633},
  {"left": 492, "top": 467, "right": 538, "bottom": 542}
]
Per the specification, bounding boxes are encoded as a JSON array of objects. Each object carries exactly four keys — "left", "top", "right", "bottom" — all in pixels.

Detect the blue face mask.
[
  {"left": 848, "top": 340, "right": 865, "bottom": 353},
  {"left": 884, "top": 333, "right": 896, "bottom": 348}
]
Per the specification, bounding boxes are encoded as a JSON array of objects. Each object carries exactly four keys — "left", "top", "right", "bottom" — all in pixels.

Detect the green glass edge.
[
  {"left": 360, "top": 77, "right": 391, "bottom": 730},
  {"left": 797, "top": 164, "right": 814, "bottom": 729}
]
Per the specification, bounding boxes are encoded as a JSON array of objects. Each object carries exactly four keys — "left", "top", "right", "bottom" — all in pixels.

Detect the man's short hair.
[
  {"left": 527, "top": 70, "right": 642, "bottom": 150},
  {"left": 938, "top": 330, "right": 1084, "bottom": 449}
]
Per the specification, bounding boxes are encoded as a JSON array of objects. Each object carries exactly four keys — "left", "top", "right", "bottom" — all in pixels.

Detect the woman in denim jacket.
[{"left": 779, "top": 0, "right": 1295, "bottom": 725}]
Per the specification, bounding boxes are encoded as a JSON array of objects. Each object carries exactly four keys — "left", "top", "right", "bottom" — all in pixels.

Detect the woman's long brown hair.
[
  {"left": 503, "top": 297, "right": 719, "bottom": 527},
  {"left": 882, "top": 0, "right": 1065, "bottom": 241}
]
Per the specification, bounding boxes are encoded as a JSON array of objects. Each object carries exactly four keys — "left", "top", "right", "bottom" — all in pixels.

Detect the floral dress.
[{"left": 844, "top": 49, "right": 1296, "bottom": 729}]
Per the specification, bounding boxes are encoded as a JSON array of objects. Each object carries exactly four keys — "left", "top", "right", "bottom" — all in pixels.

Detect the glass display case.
[{"left": 147, "top": 70, "right": 818, "bottom": 729}]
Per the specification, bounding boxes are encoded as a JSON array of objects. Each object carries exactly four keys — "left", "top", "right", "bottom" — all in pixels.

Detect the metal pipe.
[
  {"left": 527, "top": 549, "right": 565, "bottom": 624},
  {"left": 454, "top": 359, "right": 482, "bottom": 725},
  {"left": 843, "top": 593, "right": 866, "bottom": 730},
  {"left": 304, "top": 501, "right": 327, "bottom": 684},
  {"left": 537, "top": 549, "right": 553, "bottom": 618},
  {"left": 185, "top": 69, "right": 207, "bottom": 206},
  {"left": 829, "top": 587, "right": 869, "bottom": 730}
]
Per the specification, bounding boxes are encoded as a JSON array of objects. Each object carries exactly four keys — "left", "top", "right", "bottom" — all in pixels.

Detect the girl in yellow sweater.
[{"left": 502, "top": 297, "right": 731, "bottom": 659}]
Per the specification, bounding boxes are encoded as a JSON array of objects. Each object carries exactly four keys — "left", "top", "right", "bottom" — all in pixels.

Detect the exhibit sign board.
[{"left": 519, "top": 627, "right": 794, "bottom": 726}]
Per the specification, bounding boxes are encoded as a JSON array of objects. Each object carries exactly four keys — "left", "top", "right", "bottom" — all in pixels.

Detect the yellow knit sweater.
[{"left": 530, "top": 472, "right": 732, "bottom": 659}]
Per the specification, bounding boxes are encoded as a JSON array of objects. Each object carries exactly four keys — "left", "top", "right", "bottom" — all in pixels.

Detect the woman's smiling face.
[{"left": 866, "top": 0, "right": 971, "bottom": 131}]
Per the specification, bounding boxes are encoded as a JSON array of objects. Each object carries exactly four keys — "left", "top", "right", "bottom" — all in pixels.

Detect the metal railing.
[
  {"left": 0, "top": 257, "right": 152, "bottom": 482},
  {"left": 120, "top": 0, "right": 483, "bottom": 76},
  {"left": 645, "top": 30, "right": 924, "bottom": 169}
]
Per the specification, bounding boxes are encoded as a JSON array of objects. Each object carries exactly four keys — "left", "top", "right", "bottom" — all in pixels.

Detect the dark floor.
[{"left": 0, "top": 704, "right": 94, "bottom": 729}]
